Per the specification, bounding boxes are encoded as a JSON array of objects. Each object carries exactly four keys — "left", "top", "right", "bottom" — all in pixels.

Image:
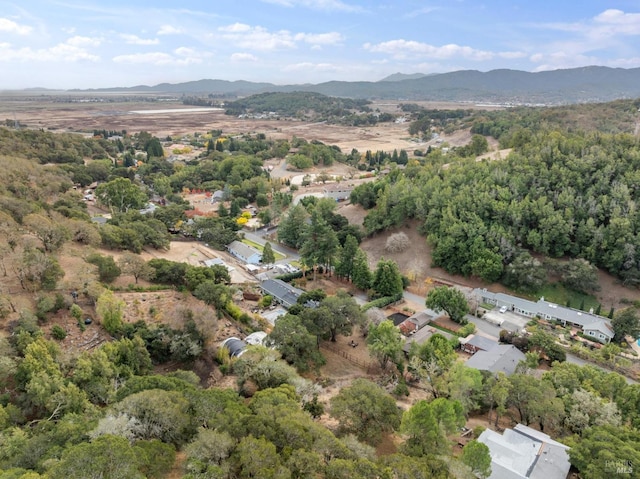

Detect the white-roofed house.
[
  {"left": 478, "top": 424, "right": 571, "bottom": 479},
  {"left": 227, "top": 240, "right": 263, "bottom": 265}
]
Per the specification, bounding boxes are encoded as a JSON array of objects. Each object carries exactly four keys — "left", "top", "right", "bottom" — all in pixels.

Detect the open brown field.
[{"left": 0, "top": 95, "right": 480, "bottom": 152}]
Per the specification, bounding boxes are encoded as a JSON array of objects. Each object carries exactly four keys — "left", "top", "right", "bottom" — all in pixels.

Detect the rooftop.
[
  {"left": 228, "top": 240, "right": 262, "bottom": 260},
  {"left": 479, "top": 424, "right": 571, "bottom": 479},
  {"left": 462, "top": 334, "right": 499, "bottom": 352},
  {"left": 260, "top": 279, "right": 303, "bottom": 307},
  {"left": 465, "top": 344, "right": 526, "bottom": 376}
]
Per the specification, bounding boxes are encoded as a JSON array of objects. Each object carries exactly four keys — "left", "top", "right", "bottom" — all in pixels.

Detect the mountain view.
[{"left": 72, "top": 66, "right": 640, "bottom": 105}]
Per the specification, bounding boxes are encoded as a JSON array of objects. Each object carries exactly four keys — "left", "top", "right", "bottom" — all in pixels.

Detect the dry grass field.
[{"left": 1, "top": 95, "right": 476, "bottom": 152}]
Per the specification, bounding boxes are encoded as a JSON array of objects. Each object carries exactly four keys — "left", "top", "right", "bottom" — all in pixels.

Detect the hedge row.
[{"left": 362, "top": 293, "right": 403, "bottom": 311}]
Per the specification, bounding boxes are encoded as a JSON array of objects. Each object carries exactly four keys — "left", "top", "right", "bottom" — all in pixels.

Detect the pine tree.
[
  {"left": 372, "top": 258, "right": 403, "bottom": 298},
  {"left": 335, "top": 234, "right": 358, "bottom": 281},
  {"left": 352, "top": 249, "right": 372, "bottom": 291},
  {"left": 262, "top": 242, "right": 275, "bottom": 265}
]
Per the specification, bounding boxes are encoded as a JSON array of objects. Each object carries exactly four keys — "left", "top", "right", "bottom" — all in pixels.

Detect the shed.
[
  {"left": 221, "top": 337, "right": 247, "bottom": 358},
  {"left": 245, "top": 331, "right": 267, "bottom": 346}
]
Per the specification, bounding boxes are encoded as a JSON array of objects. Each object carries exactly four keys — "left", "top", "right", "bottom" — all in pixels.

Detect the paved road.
[{"left": 243, "top": 230, "right": 300, "bottom": 263}]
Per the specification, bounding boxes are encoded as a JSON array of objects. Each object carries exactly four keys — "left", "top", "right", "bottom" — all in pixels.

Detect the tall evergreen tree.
[
  {"left": 372, "top": 258, "right": 403, "bottom": 298},
  {"left": 262, "top": 242, "right": 276, "bottom": 265},
  {"left": 277, "top": 204, "right": 308, "bottom": 249},
  {"left": 352, "top": 249, "right": 373, "bottom": 290},
  {"left": 335, "top": 234, "right": 358, "bottom": 281}
]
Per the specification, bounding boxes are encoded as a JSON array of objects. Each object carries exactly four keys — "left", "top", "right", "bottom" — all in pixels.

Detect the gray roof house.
[
  {"left": 398, "top": 310, "right": 436, "bottom": 335},
  {"left": 582, "top": 321, "right": 615, "bottom": 343},
  {"left": 460, "top": 334, "right": 499, "bottom": 354},
  {"left": 465, "top": 344, "right": 526, "bottom": 376},
  {"left": 210, "top": 190, "right": 225, "bottom": 203},
  {"left": 474, "top": 288, "right": 614, "bottom": 343},
  {"left": 478, "top": 424, "right": 571, "bottom": 479},
  {"left": 322, "top": 183, "right": 354, "bottom": 201},
  {"left": 260, "top": 279, "right": 303, "bottom": 309},
  {"left": 228, "top": 240, "right": 263, "bottom": 265}
]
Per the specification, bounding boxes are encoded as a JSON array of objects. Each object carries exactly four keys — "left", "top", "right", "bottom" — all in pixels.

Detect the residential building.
[
  {"left": 478, "top": 424, "right": 571, "bottom": 479},
  {"left": 227, "top": 240, "right": 263, "bottom": 265},
  {"left": 260, "top": 279, "right": 303, "bottom": 309},
  {"left": 460, "top": 334, "right": 499, "bottom": 354},
  {"left": 402, "top": 327, "right": 454, "bottom": 355},
  {"left": 398, "top": 310, "right": 436, "bottom": 335},
  {"left": 465, "top": 344, "right": 526, "bottom": 376},
  {"left": 474, "top": 288, "right": 614, "bottom": 343},
  {"left": 203, "top": 257, "right": 235, "bottom": 272},
  {"left": 322, "top": 183, "right": 354, "bottom": 201},
  {"left": 210, "top": 190, "right": 225, "bottom": 203}
]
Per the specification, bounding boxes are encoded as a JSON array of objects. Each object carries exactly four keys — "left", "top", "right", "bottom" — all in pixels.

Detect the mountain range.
[{"left": 74, "top": 66, "right": 640, "bottom": 105}]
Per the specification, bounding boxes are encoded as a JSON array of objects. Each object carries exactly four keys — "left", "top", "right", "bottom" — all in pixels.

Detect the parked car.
[{"left": 499, "top": 305, "right": 508, "bottom": 313}]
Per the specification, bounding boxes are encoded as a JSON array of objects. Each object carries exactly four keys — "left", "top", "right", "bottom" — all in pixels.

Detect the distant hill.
[
  {"left": 378, "top": 73, "right": 429, "bottom": 82},
  {"left": 70, "top": 66, "right": 640, "bottom": 105}
]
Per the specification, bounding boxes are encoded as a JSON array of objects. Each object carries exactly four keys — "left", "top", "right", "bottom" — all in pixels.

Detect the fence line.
[{"left": 321, "top": 342, "right": 375, "bottom": 374}]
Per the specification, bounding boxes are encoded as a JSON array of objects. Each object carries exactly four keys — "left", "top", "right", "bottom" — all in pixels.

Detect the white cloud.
[
  {"left": 0, "top": 18, "right": 32, "bottom": 35},
  {"left": 219, "top": 23, "right": 251, "bottom": 33},
  {"left": 0, "top": 36, "right": 100, "bottom": 63},
  {"left": 283, "top": 62, "right": 340, "bottom": 72},
  {"left": 498, "top": 51, "right": 527, "bottom": 60},
  {"left": 113, "top": 52, "right": 175, "bottom": 65},
  {"left": 120, "top": 34, "right": 159, "bottom": 45},
  {"left": 364, "top": 39, "right": 496, "bottom": 61},
  {"left": 217, "top": 24, "right": 296, "bottom": 51},
  {"left": 404, "top": 7, "right": 438, "bottom": 19},
  {"left": 295, "top": 32, "right": 343, "bottom": 46},
  {"left": 217, "top": 23, "right": 343, "bottom": 52},
  {"left": 157, "top": 25, "right": 182, "bottom": 35},
  {"left": 594, "top": 9, "right": 640, "bottom": 34},
  {"left": 67, "top": 36, "right": 102, "bottom": 47},
  {"left": 113, "top": 48, "right": 207, "bottom": 66},
  {"left": 260, "top": 0, "right": 362, "bottom": 13},
  {"left": 231, "top": 52, "right": 258, "bottom": 62}
]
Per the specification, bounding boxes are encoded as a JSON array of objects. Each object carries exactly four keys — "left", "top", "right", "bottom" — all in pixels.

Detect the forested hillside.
[
  {"left": 354, "top": 100, "right": 640, "bottom": 287},
  {"left": 1, "top": 102, "right": 640, "bottom": 479},
  {"left": 224, "top": 91, "right": 379, "bottom": 124}
]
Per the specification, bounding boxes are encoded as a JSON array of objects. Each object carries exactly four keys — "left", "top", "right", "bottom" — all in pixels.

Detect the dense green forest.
[
  {"left": 224, "top": 91, "right": 386, "bottom": 125},
  {"left": 354, "top": 100, "right": 640, "bottom": 288}
]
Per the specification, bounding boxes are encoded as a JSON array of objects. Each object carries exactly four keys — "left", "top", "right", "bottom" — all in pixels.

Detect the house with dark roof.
[
  {"left": 228, "top": 240, "right": 263, "bottom": 265},
  {"left": 402, "top": 327, "right": 455, "bottom": 355},
  {"left": 460, "top": 334, "right": 499, "bottom": 354},
  {"left": 465, "top": 344, "right": 526, "bottom": 376},
  {"left": 398, "top": 310, "right": 435, "bottom": 336},
  {"left": 474, "top": 288, "right": 614, "bottom": 343},
  {"left": 260, "top": 279, "right": 303, "bottom": 309},
  {"left": 478, "top": 424, "right": 571, "bottom": 479},
  {"left": 221, "top": 337, "right": 247, "bottom": 358}
]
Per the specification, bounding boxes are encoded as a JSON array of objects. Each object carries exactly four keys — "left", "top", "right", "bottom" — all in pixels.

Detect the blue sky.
[{"left": 2, "top": 1, "right": 640, "bottom": 89}]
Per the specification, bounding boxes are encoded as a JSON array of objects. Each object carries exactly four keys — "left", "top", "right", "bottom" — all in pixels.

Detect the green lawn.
[
  {"left": 532, "top": 282, "right": 602, "bottom": 313},
  {"left": 242, "top": 239, "right": 286, "bottom": 261}
]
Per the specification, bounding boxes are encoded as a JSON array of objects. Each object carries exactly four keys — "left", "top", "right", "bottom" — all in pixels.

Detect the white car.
[{"left": 499, "top": 306, "right": 508, "bottom": 313}]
